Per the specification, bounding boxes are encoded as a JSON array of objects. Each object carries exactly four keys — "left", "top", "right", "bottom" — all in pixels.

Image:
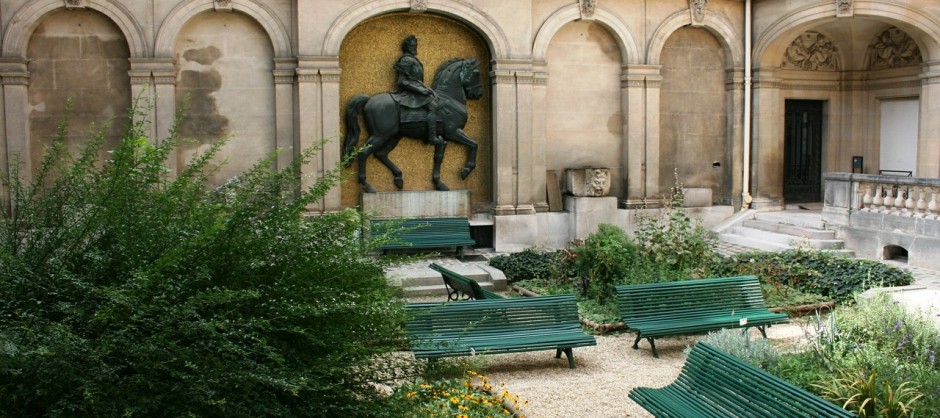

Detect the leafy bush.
[
  {"left": 487, "top": 247, "right": 568, "bottom": 284},
  {"left": 0, "top": 102, "right": 413, "bottom": 417},
  {"left": 573, "top": 223, "right": 644, "bottom": 303},
  {"left": 690, "top": 329, "right": 780, "bottom": 370},
  {"left": 716, "top": 248, "right": 913, "bottom": 303},
  {"left": 634, "top": 176, "right": 720, "bottom": 281},
  {"left": 774, "top": 293, "right": 940, "bottom": 416}
]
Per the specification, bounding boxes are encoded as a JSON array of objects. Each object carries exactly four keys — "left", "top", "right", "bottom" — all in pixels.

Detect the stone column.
[
  {"left": 725, "top": 68, "right": 745, "bottom": 206},
  {"left": 296, "top": 56, "right": 343, "bottom": 212},
  {"left": 644, "top": 72, "right": 663, "bottom": 202},
  {"left": 128, "top": 60, "right": 156, "bottom": 142},
  {"left": 622, "top": 67, "right": 646, "bottom": 207},
  {"left": 750, "top": 67, "right": 784, "bottom": 209},
  {"left": 515, "top": 69, "right": 535, "bottom": 215},
  {"left": 319, "top": 65, "right": 343, "bottom": 212},
  {"left": 295, "top": 60, "right": 323, "bottom": 212},
  {"left": 531, "top": 65, "right": 549, "bottom": 213},
  {"left": 273, "top": 58, "right": 296, "bottom": 171},
  {"left": 491, "top": 63, "right": 517, "bottom": 215},
  {"left": 152, "top": 61, "right": 178, "bottom": 174},
  {"left": 1, "top": 60, "right": 31, "bottom": 184},
  {"left": 919, "top": 62, "right": 940, "bottom": 177}
]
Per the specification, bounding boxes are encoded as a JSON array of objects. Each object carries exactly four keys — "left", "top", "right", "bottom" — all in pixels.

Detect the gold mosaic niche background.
[{"left": 339, "top": 13, "right": 492, "bottom": 210}]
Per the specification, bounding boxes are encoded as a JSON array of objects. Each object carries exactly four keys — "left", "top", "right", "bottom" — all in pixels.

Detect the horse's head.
[
  {"left": 432, "top": 58, "right": 483, "bottom": 102},
  {"left": 459, "top": 58, "right": 483, "bottom": 100}
]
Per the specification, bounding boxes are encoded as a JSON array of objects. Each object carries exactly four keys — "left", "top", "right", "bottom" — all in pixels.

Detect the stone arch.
[
  {"left": 754, "top": 1, "right": 940, "bottom": 67},
  {"left": 323, "top": 0, "right": 510, "bottom": 59},
  {"left": 532, "top": 4, "right": 640, "bottom": 65},
  {"left": 2, "top": 0, "right": 148, "bottom": 57},
  {"left": 154, "top": 0, "right": 291, "bottom": 58},
  {"left": 647, "top": 9, "right": 743, "bottom": 67}
]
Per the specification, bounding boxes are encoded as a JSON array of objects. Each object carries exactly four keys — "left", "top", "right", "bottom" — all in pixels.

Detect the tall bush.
[
  {"left": 634, "top": 176, "right": 719, "bottom": 281},
  {"left": 0, "top": 101, "right": 412, "bottom": 417}
]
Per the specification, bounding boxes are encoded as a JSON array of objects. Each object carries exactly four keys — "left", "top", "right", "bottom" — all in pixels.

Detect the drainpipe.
[{"left": 741, "top": 0, "right": 754, "bottom": 210}]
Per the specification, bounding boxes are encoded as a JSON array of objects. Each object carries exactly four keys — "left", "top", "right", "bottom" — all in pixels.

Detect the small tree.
[{"left": 0, "top": 100, "right": 414, "bottom": 417}]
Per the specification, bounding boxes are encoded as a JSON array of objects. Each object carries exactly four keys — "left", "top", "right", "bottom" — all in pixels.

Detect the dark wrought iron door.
[{"left": 784, "top": 100, "right": 824, "bottom": 203}]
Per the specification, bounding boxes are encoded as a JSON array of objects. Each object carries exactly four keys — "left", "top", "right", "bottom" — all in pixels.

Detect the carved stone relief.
[
  {"left": 214, "top": 0, "right": 233, "bottom": 11},
  {"left": 836, "top": 0, "right": 853, "bottom": 17},
  {"left": 782, "top": 31, "right": 840, "bottom": 71},
  {"left": 411, "top": 0, "right": 428, "bottom": 13},
  {"left": 579, "top": 0, "right": 597, "bottom": 20},
  {"left": 64, "top": 0, "right": 86, "bottom": 9},
  {"left": 690, "top": 0, "right": 708, "bottom": 26},
  {"left": 867, "top": 27, "right": 922, "bottom": 70},
  {"left": 566, "top": 168, "right": 611, "bottom": 197}
]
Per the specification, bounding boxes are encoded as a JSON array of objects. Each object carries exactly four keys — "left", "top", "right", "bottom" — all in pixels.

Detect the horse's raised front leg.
[
  {"left": 432, "top": 142, "right": 449, "bottom": 191},
  {"left": 452, "top": 128, "right": 478, "bottom": 179}
]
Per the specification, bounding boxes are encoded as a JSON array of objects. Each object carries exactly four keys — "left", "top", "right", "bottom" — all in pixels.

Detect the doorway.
[{"left": 783, "top": 100, "right": 824, "bottom": 203}]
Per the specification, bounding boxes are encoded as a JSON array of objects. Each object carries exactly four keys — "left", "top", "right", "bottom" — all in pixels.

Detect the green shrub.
[
  {"left": 487, "top": 247, "right": 568, "bottom": 284},
  {"left": 690, "top": 329, "right": 780, "bottom": 370},
  {"left": 0, "top": 101, "right": 413, "bottom": 417},
  {"left": 573, "top": 223, "right": 643, "bottom": 303},
  {"left": 634, "top": 178, "right": 720, "bottom": 281},
  {"left": 715, "top": 248, "right": 913, "bottom": 303},
  {"left": 775, "top": 294, "right": 940, "bottom": 416}
]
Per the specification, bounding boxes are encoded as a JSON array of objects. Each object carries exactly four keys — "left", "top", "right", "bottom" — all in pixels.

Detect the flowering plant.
[{"left": 391, "top": 370, "right": 527, "bottom": 417}]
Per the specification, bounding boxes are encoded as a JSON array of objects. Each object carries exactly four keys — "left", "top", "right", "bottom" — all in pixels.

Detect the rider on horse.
[{"left": 390, "top": 35, "right": 445, "bottom": 146}]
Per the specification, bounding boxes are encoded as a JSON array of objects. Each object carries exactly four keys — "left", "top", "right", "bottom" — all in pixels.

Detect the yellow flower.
[
  {"left": 420, "top": 383, "right": 432, "bottom": 389},
  {"left": 458, "top": 405, "right": 469, "bottom": 411},
  {"left": 457, "top": 415, "right": 469, "bottom": 418},
  {"left": 405, "top": 391, "right": 417, "bottom": 399},
  {"left": 462, "top": 394, "right": 473, "bottom": 400},
  {"left": 450, "top": 396, "right": 460, "bottom": 404}
]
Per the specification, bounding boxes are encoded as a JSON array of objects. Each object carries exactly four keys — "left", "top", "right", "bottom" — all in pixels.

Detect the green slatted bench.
[
  {"left": 371, "top": 217, "right": 476, "bottom": 259},
  {"left": 429, "top": 262, "right": 503, "bottom": 301},
  {"left": 629, "top": 342, "right": 855, "bottom": 417},
  {"left": 615, "top": 276, "right": 789, "bottom": 358},
  {"left": 405, "top": 294, "right": 596, "bottom": 368}
]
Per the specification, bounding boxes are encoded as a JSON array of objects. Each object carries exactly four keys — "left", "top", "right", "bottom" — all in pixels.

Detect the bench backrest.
[
  {"left": 678, "top": 343, "right": 854, "bottom": 417},
  {"left": 406, "top": 294, "right": 580, "bottom": 336},
  {"left": 371, "top": 217, "right": 474, "bottom": 247},
  {"left": 429, "top": 262, "right": 502, "bottom": 300},
  {"left": 616, "top": 276, "right": 769, "bottom": 322}
]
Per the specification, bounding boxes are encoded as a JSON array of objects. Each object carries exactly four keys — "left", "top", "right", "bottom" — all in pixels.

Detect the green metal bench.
[
  {"left": 630, "top": 342, "right": 854, "bottom": 417},
  {"left": 615, "top": 276, "right": 789, "bottom": 358},
  {"left": 429, "top": 262, "right": 502, "bottom": 300},
  {"left": 371, "top": 217, "right": 476, "bottom": 258},
  {"left": 406, "top": 294, "right": 596, "bottom": 368}
]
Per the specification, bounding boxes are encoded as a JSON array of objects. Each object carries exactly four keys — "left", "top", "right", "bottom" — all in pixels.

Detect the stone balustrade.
[{"left": 822, "top": 173, "right": 940, "bottom": 270}]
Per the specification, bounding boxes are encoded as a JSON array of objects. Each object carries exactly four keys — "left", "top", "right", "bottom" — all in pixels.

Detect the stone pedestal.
[{"left": 361, "top": 190, "right": 470, "bottom": 219}]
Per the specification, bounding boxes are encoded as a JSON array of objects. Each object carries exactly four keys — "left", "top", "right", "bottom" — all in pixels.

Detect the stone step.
[
  {"left": 753, "top": 211, "right": 827, "bottom": 229},
  {"left": 386, "top": 262, "right": 506, "bottom": 297},
  {"left": 719, "top": 230, "right": 792, "bottom": 252},
  {"left": 741, "top": 218, "right": 836, "bottom": 240}
]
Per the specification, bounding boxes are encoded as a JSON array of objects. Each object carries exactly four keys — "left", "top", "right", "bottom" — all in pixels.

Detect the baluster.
[
  {"left": 894, "top": 186, "right": 905, "bottom": 215},
  {"left": 861, "top": 184, "right": 873, "bottom": 212},
  {"left": 915, "top": 187, "right": 928, "bottom": 218},
  {"left": 873, "top": 184, "right": 884, "bottom": 212},
  {"left": 928, "top": 188, "right": 939, "bottom": 220},
  {"left": 903, "top": 186, "right": 915, "bottom": 216},
  {"left": 881, "top": 186, "right": 893, "bottom": 214}
]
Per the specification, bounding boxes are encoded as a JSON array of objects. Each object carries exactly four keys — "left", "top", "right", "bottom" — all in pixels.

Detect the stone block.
[
  {"left": 362, "top": 190, "right": 470, "bottom": 219},
  {"left": 565, "top": 168, "right": 611, "bottom": 197},
  {"left": 494, "top": 214, "right": 539, "bottom": 253},
  {"left": 682, "top": 187, "right": 713, "bottom": 207}
]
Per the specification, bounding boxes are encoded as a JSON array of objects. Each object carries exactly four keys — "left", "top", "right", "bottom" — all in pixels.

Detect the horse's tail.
[{"left": 342, "top": 94, "right": 370, "bottom": 165}]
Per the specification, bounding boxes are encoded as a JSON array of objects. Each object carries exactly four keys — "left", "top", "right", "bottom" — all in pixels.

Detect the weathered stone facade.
[{"left": 1, "top": 0, "right": 939, "bottom": 249}]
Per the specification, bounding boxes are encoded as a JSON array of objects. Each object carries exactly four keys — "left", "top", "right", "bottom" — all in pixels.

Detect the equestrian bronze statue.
[{"left": 343, "top": 35, "right": 483, "bottom": 193}]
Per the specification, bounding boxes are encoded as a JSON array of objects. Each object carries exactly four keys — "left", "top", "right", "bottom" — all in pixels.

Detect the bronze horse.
[{"left": 343, "top": 58, "right": 483, "bottom": 193}]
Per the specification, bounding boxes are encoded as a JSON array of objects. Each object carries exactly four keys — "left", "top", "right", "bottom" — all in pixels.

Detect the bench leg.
[
  {"left": 756, "top": 325, "right": 768, "bottom": 339},
  {"left": 555, "top": 347, "right": 576, "bottom": 369},
  {"left": 633, "top": 334, "right": 659, "bottom": 358}
]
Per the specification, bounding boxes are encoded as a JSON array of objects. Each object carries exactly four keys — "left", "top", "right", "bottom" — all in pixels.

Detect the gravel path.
[{"left": 406, "top": 294, "right": 809, "bottom": 417}]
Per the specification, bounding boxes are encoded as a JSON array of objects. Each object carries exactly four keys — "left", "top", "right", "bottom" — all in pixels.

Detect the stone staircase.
[
  {"left": 715, "top": 209, "right": 853, "bottom": 256},
  {"left": 385, "top": 254, "right": 507, "bottom": 298}
]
